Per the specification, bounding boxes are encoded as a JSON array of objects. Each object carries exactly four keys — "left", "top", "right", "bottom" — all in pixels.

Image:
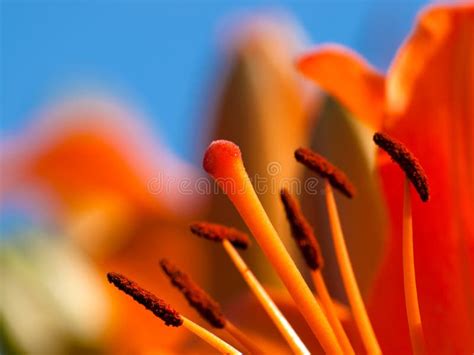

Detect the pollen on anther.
[
  {"left": 373, "top": 132, "right": 430, "bottom": 202},
  {"left": 294, "top": 148, "right": 356, "bottom": 198},
  {"left": 159, "top": 259, "right": 227, "bottom": 328},
  {"left": 190, "top": 222, "right": 250, "bottom": 249},
  {"left": 280, "top": 188, "right": 324, "bottom": 270},
  {"left": 107, "top": 272, "right": 183, "bottom": 327}
]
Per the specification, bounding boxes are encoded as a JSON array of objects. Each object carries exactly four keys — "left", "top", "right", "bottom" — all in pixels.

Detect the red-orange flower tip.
[
  {"left": 106, "top": 272, "right": 183, "bottom": 327},
  {"left": 203, "top": 140, "right": 242, "bottom": 178},
  {"left": 373, "top": 132, "right": 430, "bottom": 202}
]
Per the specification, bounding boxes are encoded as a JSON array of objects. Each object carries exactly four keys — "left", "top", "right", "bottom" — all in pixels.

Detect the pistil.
[{"left": 203, "top": 140, "right": 342, "bottom": 354}]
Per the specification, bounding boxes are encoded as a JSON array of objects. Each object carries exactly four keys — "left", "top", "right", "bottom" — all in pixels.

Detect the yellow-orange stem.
[
  {"left": 182, "top": 316, "right": 242, "bottom": 354},
  {"left": 312, "top": 271, "right": 354, "bottom": 355},
  {"left": 403, "top": 178, "right": 425, "bottom": 355},
  {"left": 222, "top": 239, "right": 309, "bottom": 354},
  {"left": 325, "top": 181, "right": 381, "bottom": 354},
  {"left": 225, "top": 320, "right": 263, "bottom": 354}
]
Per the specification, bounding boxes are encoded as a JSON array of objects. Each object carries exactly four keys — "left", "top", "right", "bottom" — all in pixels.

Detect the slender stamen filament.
[
  {"left": 403, "top": 179, "right": 425, "bottom": 354},
  {"left": 222, "top": 239, "right": 310, "bottom": 355},
  {"left": 224, "top": 320, "right": 263, "bottom": 354},
  {"left": 181, "top": 316, "right": 242, "bottom": 355},
  {"left": 373, "top": 131, "right": 429, "bottom": 353},
  {"left": 311, "top": 271, "right": 354, "bottom": 355},
  {"left": 325, "top": 182, "right": 381, "bottom": 354}
]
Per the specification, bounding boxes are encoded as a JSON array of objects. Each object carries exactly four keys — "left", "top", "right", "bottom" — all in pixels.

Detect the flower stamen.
[
  {"left": 203, "top": 140, "right": 343, "bottom": 354},
  {"left": 190, "top": 222, "right": 250, "bottom": 249},
  {"left": 324, "top": 182, "right": 381, "bottom": 354},
  {"left": 190, "top": 221, "right": 310, "bottom": 354},
  {"left": 294, "top": 148, "right": 356, "bottom": 198},
  {"left": 373, "top": 132, "right": 430, "bottom": 202},
  {"left": 159, "top": 259, "right": 262, "bottom": 354},
  {"left": 280, "top": 188, "right": 324, "bottom": 271},
  {"left": 107, "top": 272, "right": 241, "bottom": 354},
  {"left": 295, "top": 148, "right": 381, "bottom": 354},
  {"left": 374, "top": 132, "right": 428, "bottom": 354},
  {"left": 159, "top": 259, "right": 226, "bottom": 328},
  {"left": 280, "top": 188, "right": 355, "bottom": 355}
]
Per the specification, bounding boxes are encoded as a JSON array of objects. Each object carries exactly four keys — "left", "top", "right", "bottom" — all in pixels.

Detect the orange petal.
[
  {"left": 386, "top": 5, "right": 453, "bottom": 118},
  {"left": 369, "top": 4, "right": 474, "bottom": 353},
  {"left": 297, "top": 45, "right": 385, "bottom": 129}
]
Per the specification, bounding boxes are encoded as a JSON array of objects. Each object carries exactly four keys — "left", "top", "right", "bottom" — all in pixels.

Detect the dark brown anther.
[
  {"left": 280, "top": 188, "right": 324, "bottom": 271},
  {"left": 373, "top": 132, "right": 430, "bottom": 202},
  {"left": 190, "top": 222, "right": 250, "bottom": 249},
  {"left": 159, "top": 259, "right": 227, "bottom": 328},
  {"left": 294, "top": 148, "right": 356, "bottom": 198},
  {"left": 107, "top": 272, "right": 183, "bottom": 327}
]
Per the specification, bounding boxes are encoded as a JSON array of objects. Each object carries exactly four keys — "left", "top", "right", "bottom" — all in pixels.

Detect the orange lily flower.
[
  {"left": 6, "top": 5, "right": 474, "bottom": 353},
  {"left": 297, "top": 3, "right": 474, "bottom": 353}
]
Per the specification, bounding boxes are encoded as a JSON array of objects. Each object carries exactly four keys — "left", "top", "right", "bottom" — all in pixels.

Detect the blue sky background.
[{"left": 1, "top": 0, "right": 426, "bottom": 161}]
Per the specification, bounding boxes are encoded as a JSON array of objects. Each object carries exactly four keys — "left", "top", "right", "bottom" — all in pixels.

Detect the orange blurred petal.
[
  {"left": 2, "top": 98, "right": 213, "bottom": 352},
  {"left": 297, "top": 45, "right": 385, "bottom": 129}
]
